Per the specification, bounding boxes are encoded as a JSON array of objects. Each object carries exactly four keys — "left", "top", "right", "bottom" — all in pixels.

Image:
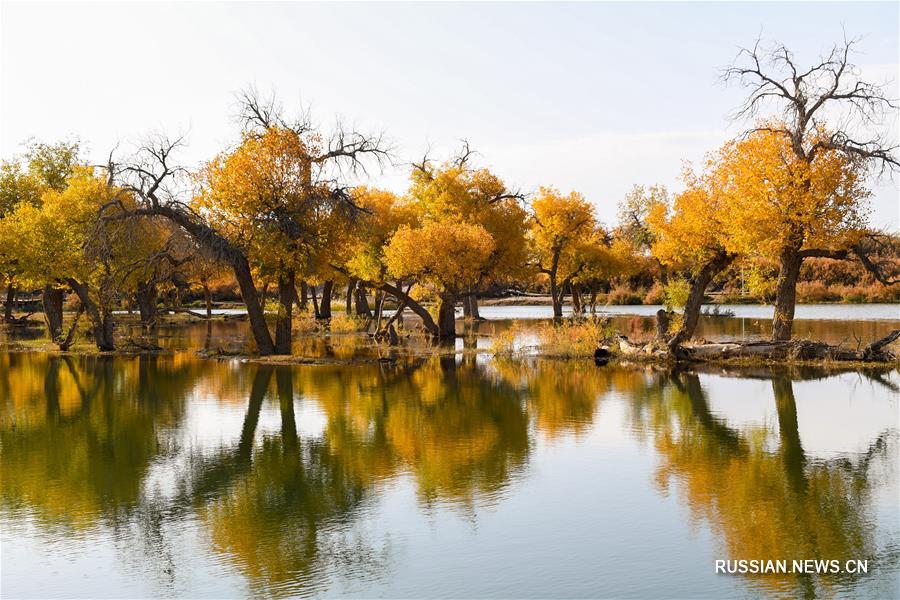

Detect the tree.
[
  {"left": 714, "top": 127, "right": 870, "bottom": 340},
  {"left": 22, "top": 139, "right": 81, "bottom": 193},
  {"left": 196, "top": 126, "right": 327, "bottom": 352},
  {"left": 408, "top": 146, "right": 527, "bottom": 319},
  {"left": 529, "top": 187, "right": 596, "bottom": 317},
  {"left": 616, "top": 184, "right": 668, "bottom": 254},
  {"left": 569, "top": 227, "right": 626, "bottom": 314},
  {"left": 724, "top": 37, "right": 898, "bottom": 340},
  {"left": 180, "top": 237, "right": 231, "bottom": 319},
  {"left": 648, "top": 166, "right": 737, "bottom": 351},
  {"left": 118, "top": 220, "right": 193, "bottom": 331},
  {"left": 385, "top": 220, "right": 495, "bottom": 337},
  {"left": 0, "top": 141, "right": 80, "bottom": 326},
  {"left": 339, "top": 186, "right": 432, "bottom": 331},
  {"left": 121, "top": 91, "right": 389, "bottom": 355},
  {"left": 3, "top": 166, "right": 138, "bottom": 350},
  {"left": 0, "top": 160, "right": 40, "bottom": 322}
]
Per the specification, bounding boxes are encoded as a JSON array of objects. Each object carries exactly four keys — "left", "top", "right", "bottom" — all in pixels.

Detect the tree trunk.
[
  {"left": 299, "top": 281, "right": 309, "bottom": 311},
  {"left": 67, "top": 279, "right": 114, "bottom": 351},
  {"left": 376, "top": 296, "right": 407, "bottom": 344},
  {"left": 57, "top": 304, "right": 84, "bottom": 351},
  {"left": 462, "top": 291, "right": 481, "bottom": 320},
  {"left": 374, "top": 289, "right": 385, "bottom": 331},
  {"left": 42, "top": 285, "right": 65, "bottom": 342},
  {"left": 655, "top": 309, "right": 670, "bottom": 341},
  {"left": 310, "top": 284, "right": 320, "bottom": 318},
  {"left": 291, "top": 283, "right": 303, "bottom": 313},
  {"left": 772, "top": 246, "right": 803, "bottom": 341},
  {"left": 274, "top": 271, "right": 294, "bottom": 354},
  {"left": 3, "top": 282, "right": 15, "bottom": 323},
  {"left": 589, "top": 285, "right": 598, "bottom": 314},
  {"left": 549, "top": 276, "right": 563, "bottom": 318},
  {"left": 377, "top": 282, "right": 439, "bottom": 336},
  {"left": 319, "top": 279, "right": 334, "bottom": 319},
  {"left": 345, "top": 278, "right": 357, "bottom": 315},
  {"left": 260, "top": 281, "right": 271, "bottom": 311},
  {"left": 233, "top": 257, "right": 275, "bottom": 355},
  {"left": 172, "top": 283, "right": 183, "bottom": 312},
  {"left": 203, "top": 283, "right": 212, "bottom": 318},
  {"left": 668, "top": 251, "right": 735, "bottom": 352},
  {"left": 863, "top": 329, "right": 900, "bottom": 361},
  {"left": 570, "top": 283, "right": 583, "bottom": 315},
  {"left": 134, "top": 202, "right": 274, "bottom": 354},
  {"left": 136, "top": 281, "right": 158, "bottom": 331},
  {"left": 436, "top": 293, "right": 457, "bottom": 338},
  {"left": 355, "top": 284, "right": 372, "bottom": 317}
]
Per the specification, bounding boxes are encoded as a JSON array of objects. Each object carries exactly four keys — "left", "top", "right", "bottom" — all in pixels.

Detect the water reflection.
[
  {"left": 1, "top": 352, "right": 897, "bottom": 598},
  {"left": 1, "top": 353, "right": 195, "bottom": 530},
  {"left": 638, "top": 370, "right": 893, "bottom": 598}
]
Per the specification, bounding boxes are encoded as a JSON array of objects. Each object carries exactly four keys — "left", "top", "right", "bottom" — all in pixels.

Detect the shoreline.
[
  {"left": 3, "top": 303, "right": 899, "bottom": 367},
  {"left": 3, "top": 337, "right": 898, "bottom": 369}
]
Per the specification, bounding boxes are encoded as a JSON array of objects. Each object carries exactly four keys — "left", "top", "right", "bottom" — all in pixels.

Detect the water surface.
[{"left": 1, "top": 342, "right": 898, "bottom": 598}]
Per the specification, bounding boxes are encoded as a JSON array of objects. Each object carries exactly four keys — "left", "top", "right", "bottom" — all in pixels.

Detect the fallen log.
[
  {"left": 863, "top": 329, "right": 900, "bottom": 361},
  {"left": 169, "top": 307, "right": 213, "bottom": 319},
  {"left": 618, "top": 329, "right": 900, "bottom": 364}
]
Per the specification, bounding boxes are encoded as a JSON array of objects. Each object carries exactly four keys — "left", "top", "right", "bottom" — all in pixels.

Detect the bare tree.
[
  {"left": 115, "top": 135, "right": 277, "bottom": 355},
  {"left": 724, "top": 36, "right": 899, "bottom": 340}
]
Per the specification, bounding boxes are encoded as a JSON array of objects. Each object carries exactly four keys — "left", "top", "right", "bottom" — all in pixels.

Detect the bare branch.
[{"left": 723, "top": 36, "right": 899, "bottom": 172}]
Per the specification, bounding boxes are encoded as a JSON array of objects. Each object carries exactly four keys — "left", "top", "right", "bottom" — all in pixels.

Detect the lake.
[{"left": 1, "top": 310, "right": 899, "bottom": 598}]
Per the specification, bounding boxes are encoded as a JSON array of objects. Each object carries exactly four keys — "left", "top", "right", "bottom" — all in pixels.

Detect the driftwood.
[
  {"left": 169, "top": 307, "right": 213, "bottom": 319},
  {"left": 3, "top": 312, "right": 37, "bottom": 326},
  {"left": 119, "top": 337, "right": 164, "bottom": 352},
  {"left": 618, "top": 329, "right": 900, "bottom": 364},
  {"left": 618, "top": 335, "right": 669, "bottom": 358}
]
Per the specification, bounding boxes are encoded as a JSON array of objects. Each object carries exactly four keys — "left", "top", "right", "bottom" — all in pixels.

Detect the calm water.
[
  {"left": 1, "top": 335, "right": 899, "bottom": 598},
  {"left": 478, "top": 303, "right": 900, "bottom": 321},
  {"left": 475, "top": 304, "right": 900, "bottom": 347},
  {"left": 86, "top": 303, "right": 900, "bottom": 348}
]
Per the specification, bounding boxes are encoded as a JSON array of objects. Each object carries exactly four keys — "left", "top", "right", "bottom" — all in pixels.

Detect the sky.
[{"left": 2, "top": 1, "right": 898, "bottom": 228}]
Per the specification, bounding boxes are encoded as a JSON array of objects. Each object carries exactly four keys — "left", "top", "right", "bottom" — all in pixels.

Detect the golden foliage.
[{"left": 385, "top": 220, "right": 496, "bottom": 295}]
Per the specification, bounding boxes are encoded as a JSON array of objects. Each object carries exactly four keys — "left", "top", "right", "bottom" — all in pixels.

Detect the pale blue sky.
[{"left": 2, "top": 2, "right": 898, "bottom": 227}]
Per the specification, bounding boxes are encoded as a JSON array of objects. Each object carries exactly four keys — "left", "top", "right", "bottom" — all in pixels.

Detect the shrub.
[
  {"left": 643, "top": 282, "right": 665, "bottom": 305},
  {"left": 796, "top": 281, "right": 841, "bottom": 303},
  {"left": 293, "top": 312, "right": 320, "bottom": 335},
  {"left": 490, "top": 322, "right": 521, "bottom": 355},
  {"left": 537, "top": 318, "right": 613, "bottom": 357},
  {"left": 834, "top": 284, "right": 900, "bottom": 303},
  {"left": 63, "top": 292, "right": 80, "bottom": 311},
  {"left": 607, "top": 285, "right": 643, "bottom": 305},
  {"left": 663, "top": 277, "right": 691, "bottom": 310}
]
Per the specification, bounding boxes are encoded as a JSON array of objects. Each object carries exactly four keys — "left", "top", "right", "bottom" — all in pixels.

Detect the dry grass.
[
  {"left": 606, "top": 285, "right": 643, "bottom": 305},
  {"left": 642, "top": 282, "right": 665, "bottom": 305},
  {"left": 329, "top": 314, "right": 368, "bottom": 333},
  {"left": 490, "top": 322, "right": 521, "bottom": 355},
  {"left": 536, "top": 318, "right": 613, "bottom": 357},
  {"left": 293, "top": 311, "right": 321, "bottom": 335}
]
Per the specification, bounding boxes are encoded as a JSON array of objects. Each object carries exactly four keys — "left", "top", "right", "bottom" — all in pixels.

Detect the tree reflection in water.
[
  {"left": 645, "top": 370, "right": 895, "bottom": 598},
  {"left": 0, "top": 352, "right": 896, "bottom": 598}
]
